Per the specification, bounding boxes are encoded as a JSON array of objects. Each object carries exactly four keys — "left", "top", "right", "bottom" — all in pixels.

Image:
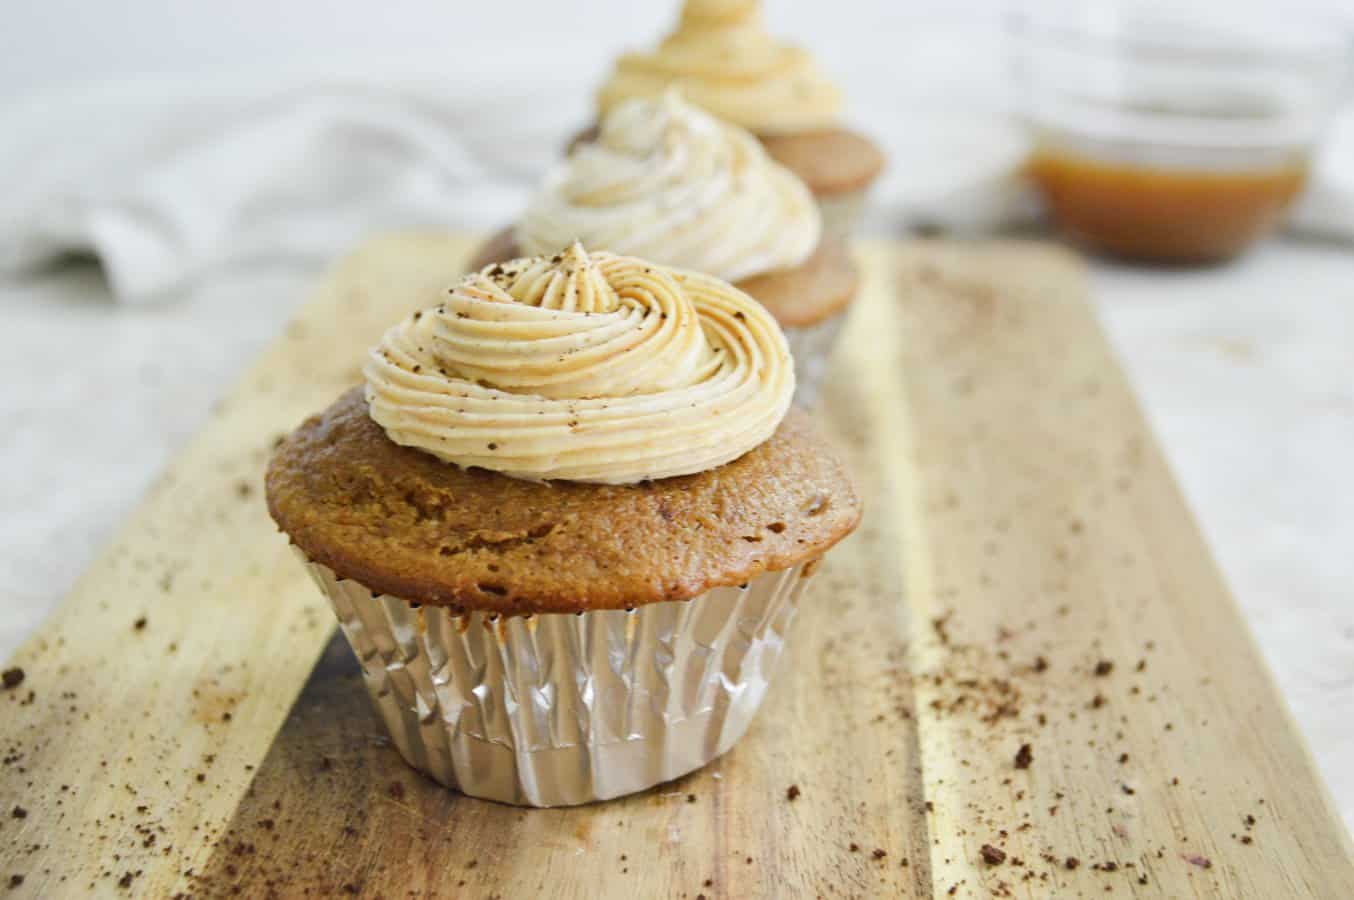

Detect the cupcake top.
[
  {"left": 267, "top": 388, "right": 860, "bottom": 613},
  {"left": 597, "top": 0, "right": 842, "bottom": 135},
  {"left": 363, "top": 243, "right": 793, "bottom": 484},
  {"left": 267, "top": 246, "right": 860, "bottom": 613},
  {"left": 517, "top": 90, "right": 820, "bottom": 283}
]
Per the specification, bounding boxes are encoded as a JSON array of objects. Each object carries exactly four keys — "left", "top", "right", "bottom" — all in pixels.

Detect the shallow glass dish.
[{"left": 1006, "top": 1, "right": 1353, "bottom": 263}]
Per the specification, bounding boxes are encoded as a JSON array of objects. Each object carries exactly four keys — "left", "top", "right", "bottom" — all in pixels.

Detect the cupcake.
[
  {"left": 266, "top": 244, "right": 861, "bottom": 806},
  {"left": 587, "top": 0, "right": 885, "bottom": 239},
  {"left": 473, "top": 90, "right": 857, "bottom": 407}
]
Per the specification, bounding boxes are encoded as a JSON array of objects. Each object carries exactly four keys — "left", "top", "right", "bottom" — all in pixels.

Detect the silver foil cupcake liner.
[
  {"left": 785, "top": 313, "right": 847, "bottom": 409},
  {"left": 817, "top": 189, "right": 869, "bottom": 242},
  {"left": 299, "top": 552, "right": 814, "bottom": 807}
]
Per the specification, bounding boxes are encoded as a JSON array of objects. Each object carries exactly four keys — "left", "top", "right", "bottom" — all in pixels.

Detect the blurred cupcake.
[
  {"left": 589, "top": 0, "right": 885, "bottom": 239},
  {"left": 267, "top": 244, "right": 861, "bottom": 807},
  {"left": 473, "top": 90, "right": 857, "bottom": 406}
]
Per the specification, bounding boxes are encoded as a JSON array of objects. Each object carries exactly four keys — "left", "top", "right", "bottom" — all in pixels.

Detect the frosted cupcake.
[
  {"left": 473, "top": 90, "right": 857, "bottom": 407},
  {"left": 266, "top": 244, "right": 861, "bottom": 806},
  {"left": 587, "top": 0, "right": 885, "bottom": 239}
]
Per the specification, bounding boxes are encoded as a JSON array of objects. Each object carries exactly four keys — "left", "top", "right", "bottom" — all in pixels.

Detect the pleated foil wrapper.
[
  {"left": 299, "top": 552, "right": 813, "bottom": 807},
  {"left": 785, "top": 313, "right": 847, "bottom": 409},
  {"left": 817, "top": 189, "right": 870, "bottom": 243}
]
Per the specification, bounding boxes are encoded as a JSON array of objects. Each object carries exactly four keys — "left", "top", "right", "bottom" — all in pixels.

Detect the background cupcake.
[
  {"left": 592, "top": 0, "right": 885, "bottom": 239},
  {"left": 267, "top": 245, "right": 861, "bottom": 807},
  {"left": 473, "top": 90, "right": 857, "bottom": 407}
]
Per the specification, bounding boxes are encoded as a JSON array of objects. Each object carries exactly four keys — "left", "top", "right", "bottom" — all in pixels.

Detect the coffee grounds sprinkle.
[{"left": 980, "top": 844, "right": 1007, "bottom": 865}]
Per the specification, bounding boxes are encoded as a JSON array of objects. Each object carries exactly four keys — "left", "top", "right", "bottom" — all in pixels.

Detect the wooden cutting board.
[{"left": 2, "top": 235, "right": 1350, "bottom": 899}]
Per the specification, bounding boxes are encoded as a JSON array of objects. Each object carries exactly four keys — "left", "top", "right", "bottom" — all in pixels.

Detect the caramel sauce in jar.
[{"left": 1029, "top": 149, "right": 1309, "bottom": 264}]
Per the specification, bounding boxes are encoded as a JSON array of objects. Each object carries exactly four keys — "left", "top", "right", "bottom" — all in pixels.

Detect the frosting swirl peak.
[
  {"left": 518, "top": 90, "right": 820, "bottom": 283},
  {"left": 364, "top": 244, "right": 794, "bottom": 484},
  {"left": 597, "top": 0, "right": 842, "bottom": 135}
]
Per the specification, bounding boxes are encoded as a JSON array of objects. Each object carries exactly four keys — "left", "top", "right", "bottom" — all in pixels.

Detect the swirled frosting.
[
  {"left": 363, "top": 243, "right": 794, "bottom": 484},
  {"left": 518, "top": 90, "right": 819, "bottom": 283},
  {"left": 597, "top": 0, "right": 842, "bottom": 135}
]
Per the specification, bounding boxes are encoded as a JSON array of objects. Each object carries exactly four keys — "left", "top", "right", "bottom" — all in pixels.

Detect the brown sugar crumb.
[
  {"left": 872, "top": 849, "right": 887, "bottom": 859},
  {"left": 11, "top": 807, "right": 27, "bottom": 820},
  {"left": 848, "top": 843, "right": 860, "bottom": 852},
  {"left": 1090, "top": 693, "right": 1107, "bottom": 709},
  {"left": 1240, "top": 836, "right": 1253, "bottom": 845},
  {"left": 786, "top": 785, "right": 801, "bottom": 802},
  {"left": 932, "top": 611, "right": 954, "bottom": 645},
  {"left": 1094, "top": 660, "right": 1114, "bottom": 676},
  {"left": 8, "top": 875, "right": 24, "bottom": 889},
  {"left": 133, "top": 617, "right": 148, "bottom": 631},
  {"left": 1065, "top": 857, "right": 1080, "bottom": 870},
  {"left": 1, "top": 668, "right": 23, "bottom": 690},
  {"left": 1184, "top": 854, "right": 1212, "bottom": 869},
  {"left": 117, "top": 871, "right": 136, "bottom": 889},
  {"left": 1033, "top": 656, "right": 1049, "bottom": 673},
  {"left": 1014, "top": 743, "right": 1033, "bottom": 769},
  {"left": 980, "top": 844, "right": 1007, "bottom": 865},
  {"left": 686, "top": 793, "right": 697, "bottom": 804}
]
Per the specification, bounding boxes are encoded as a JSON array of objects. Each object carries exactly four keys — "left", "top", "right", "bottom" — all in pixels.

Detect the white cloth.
[
  {"left": 1, "top": 64, "right": 1352, "bottom": 304},
  {"left": 0, "top": 63, "right": 594, "bottom": 303}
]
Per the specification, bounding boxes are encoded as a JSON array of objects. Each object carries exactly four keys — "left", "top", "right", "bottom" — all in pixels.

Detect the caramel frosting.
[
  {"left": 597, "top": 0, "right": 842, "bottom": 135},
  {"left": 363, "top": 244, "right": 794, "bottom": 484},
  {"left": 518, "top": 90, "right": 819, "bottom": 283}
]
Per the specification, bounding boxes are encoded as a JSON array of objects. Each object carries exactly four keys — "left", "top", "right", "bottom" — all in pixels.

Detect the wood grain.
[
  {"left": 3, "top": 234, "right": 1350, "bottom": 899},
  {"left": 888, "top": 242, "right": 1354, "bottom": 897},
  {"left": 0, "top": 234, "right": 469, "bottom": 898},
  {"left": 191, "top": 243, "right": 931, "bottom": 899}
]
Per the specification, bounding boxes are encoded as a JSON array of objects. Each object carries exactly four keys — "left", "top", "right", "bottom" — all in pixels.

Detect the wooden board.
[{"left": 2, "top": 234, "right": 1350, "bottom": 899}]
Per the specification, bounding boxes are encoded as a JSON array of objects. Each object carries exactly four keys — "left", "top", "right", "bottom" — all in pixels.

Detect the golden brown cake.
[{"left": 267, "top": 388, "right": 859, "bottom": 615}]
